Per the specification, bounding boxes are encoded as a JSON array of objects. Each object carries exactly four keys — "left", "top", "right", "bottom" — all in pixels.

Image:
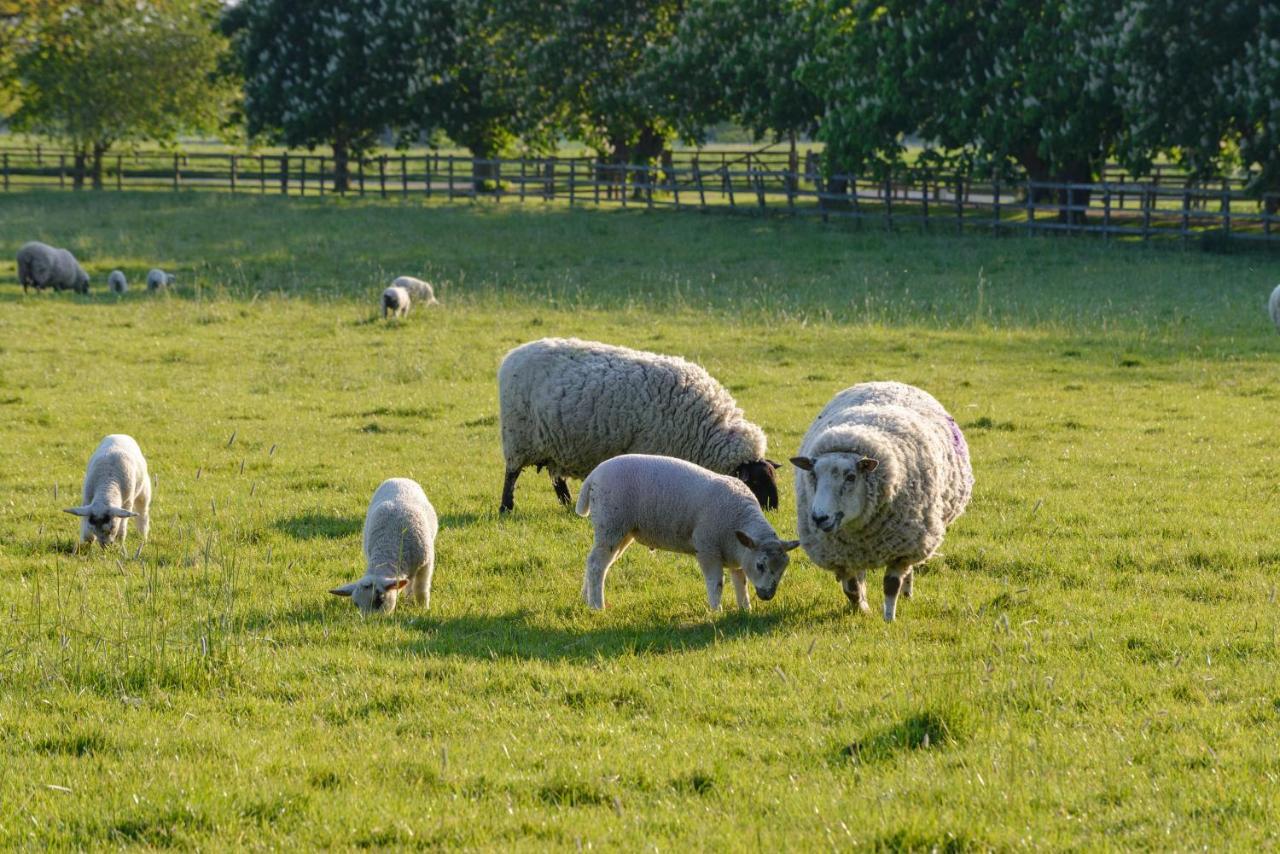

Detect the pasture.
[{"left": 1, "top": 192, "right": 1278, "bottom": 849}]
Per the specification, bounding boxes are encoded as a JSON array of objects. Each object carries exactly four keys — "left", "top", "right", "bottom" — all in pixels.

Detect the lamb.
[
  {"left": 497, "top": 337, "right": 781, "bottom": 514},
  {"left": 381, "top": 285, "right": 410, "bottom": 319},
  {"left": 392, "top": 276, "right": 438, "bottom": 305},
  {"left": 575, "top": 454, "right": 798, "bottom": 610},
  {"left": 330, "top": 478, "right": 437, "bottom": 615},
  {"left": 1269, "top": 284, "right": 1280, "bottom": 331},
  {"left": 147, "top": 268, "right": 174, "bottom": 291},
  {"left": 108, "top": 270, "right": 128, "bottom": 294},
  {"left": 17, "top": 241, "right": 89, "bottom": 294},
  {"left": 790, "top": 382, "right": 973, "bottom": 622},
  {"left": 64, "top": 434, "right": 151, "bottom": 549}
]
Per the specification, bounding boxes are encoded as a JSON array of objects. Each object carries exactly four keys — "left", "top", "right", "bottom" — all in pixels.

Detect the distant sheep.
[
  {"left": 330, "top": 478, "right": 437, "bottom": 615},
  {"left": 147, "top": 268, "right": 174, "bottom": 291},
  {"left": 791, "top": 382, "right": 973, "bottom": 622},
  {"left": 497, "top": 337, "right": 781, "bottom": 513},
  {"left": 1270, "top": 284, "right": 1280, "bottom": 331},
  {"left": 392, "top": 276, "right": 438, "bottom": 305},
  {"left": 575, "top": 454, "right": 798, "bottom": 610},
  {"left": 381, "top": 285, "right": 410, "bottom": 319},
  {"left": 17, "top": 241, "right": 89, "bottom": 294},
  {"left": 108, "top": 270, "right": 128, "bottom": 294},
  {"left": 64, "top": 434, "right": 151, "bottom": 549}
]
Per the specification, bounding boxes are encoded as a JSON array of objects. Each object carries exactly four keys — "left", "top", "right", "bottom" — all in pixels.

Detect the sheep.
[
  {"left": 381, "top": 285, "right": 410, "bottom": 319},
  {"left": 392, "top": 276, "right": 438, "bottom": 305},
  {"left": 108, "top": 270, "right": 128, "bottom": 294},
  {"left": 17, "top": 241, "right": 89, "bottom": 294},
  {"left": 147, "top": 268, "right": 174, "bottom": 291},
  {"left": 575, "top": 454, "right": 799, "bottom": 610},
  {"left": 64, "top": 434, "right": 151, "bottom": 549},
  {"left": 1269, "top": 284, "right": 1280, "bottom": 331},
  {"left": 790, "top": 382, "right": 973, "bottom": 622},
  {"left": 330, "top": 478, "right": 437, "bottom": 615},
  {"left": 497, "top": 337, "right": 781, "bottom": 514}
]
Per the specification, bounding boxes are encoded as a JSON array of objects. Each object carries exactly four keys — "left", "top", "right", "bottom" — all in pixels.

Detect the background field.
[{"left": 1, "top": 193, "right": 1278, "bottom": 849}]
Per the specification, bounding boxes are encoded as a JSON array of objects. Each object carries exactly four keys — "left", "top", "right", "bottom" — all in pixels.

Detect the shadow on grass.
[{"left": 273, "top": 513, "right": 361, "bottom": 540}]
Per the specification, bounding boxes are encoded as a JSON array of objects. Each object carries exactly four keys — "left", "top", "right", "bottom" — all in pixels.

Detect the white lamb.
[
  {"left": 147, "top": 268, "right": 174, "bottom": 291},
  {"left": 330, "top": 478, "right": 437, "bottom": 615},
  {"left": 108, "top": 270, "right": 128, "bottom": 294},
  {"left": 1269, "top": 284, "right": 1280, "bottom": 331},
  {"left": 575, "top": 454, "right": 798, "bottom": 610},
  {"left": 392, "top": 276, "right": 438, "bottom": 305},
  {"left": 17, "top": 241, "right": 89, "bottom": 294},
  {"left": 64, "top": 434, "right": 151, "bottom": 549},
  {"left": 498, "top": 337, "right": 781, "bottom": 513},
  {"left": 791, "top": 382, "right": 973, "bottom": 622},
  {"left": 381, "top": 285, "right": 410, "bottom": 319}
]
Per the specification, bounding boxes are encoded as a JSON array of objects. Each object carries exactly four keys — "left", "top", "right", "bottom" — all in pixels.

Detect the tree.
[
  {"left": 224, "top": 0, "right": 439, "bottom": 192},
  {"left": 9, "top": 0, "right": 232, "bottom": 189}
]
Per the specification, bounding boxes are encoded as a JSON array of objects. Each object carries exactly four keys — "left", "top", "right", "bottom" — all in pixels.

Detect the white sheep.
[
  {"left": 381, "top": 285, "right": 410, "bottom": 319},
  {"left": 17, "top": 241, "right": 89, "bottom": 294},
  {"left": 497, "top": 337, "right": 781, "bottom": 513},
  {"left": 575, "top": 454, "right": 798, "bottom": 610},
  {"left": 147, "top": 268, "right": 174, "bottom": 291},
  {"left": 392, "top": 276, "right": 438, "bottom": 305},
  {"left": 64, "top": 434, "right": 151, "bottom": 549},
  {"left": 108, "top": 270, "right": 128, "bottom": 294},
  {"left": 791, "top": 382, "right": 973, "bottom": 622},
  {"left": 1269, "top": 284, "right": 1280, "bottom": 331},
  {"left": 330, "top": 478, "right": 437, "bottom": 614}
]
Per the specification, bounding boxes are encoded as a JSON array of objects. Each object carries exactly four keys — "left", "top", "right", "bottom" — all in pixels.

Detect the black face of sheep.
[{"left": 737, "top": 459, "right": 780, "bottom": 510}]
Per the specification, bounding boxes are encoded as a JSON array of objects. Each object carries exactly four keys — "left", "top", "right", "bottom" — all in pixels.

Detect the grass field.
[{"left": 1, "top": 192, "right": 1278, "bottom": 849}]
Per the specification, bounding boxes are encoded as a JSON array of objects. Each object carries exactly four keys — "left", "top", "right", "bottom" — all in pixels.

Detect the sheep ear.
[
  {"left": 330, "top": 582, "right": 358, "bottom": 597},
  {"left": 63, "top": 506, "right": 90, "bottom": 517},
  {"left": 765, "top": 458, "right": 783, "bottom": 470},
  {"left": 106, "top": 507, "right": 138, "bottom": 518},
  {"left": 781, "top": 539, "right": 801, "bottom": 552},
  {"left": 735, "top": 530, "right": 757, "bottom": 549},
  {"left": 383, "top": 577, "right": 409, "bottom": 592},
  {"left": 857, "top": 457, "right": 879, "bottom": 473},
  {"left": 789, "top": 456, "right": 814, "bottom": 471}
]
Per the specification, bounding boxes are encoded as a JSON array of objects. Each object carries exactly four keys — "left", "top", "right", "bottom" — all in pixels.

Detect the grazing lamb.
[
  {"left": 575, "top": 454, "right": 798, "bottom": 610},
  {"left": 108, "top": 270, "right": 128, "bottom": 294},
  {"left": 147, "top": 268, "right": 174, "bottom": 291},
  {"left": 791, "top": 382, "right": 973, "bottom": 622},
  {"left": 64, "top": 434, "right": 151, "bottom": 549},
  {"left": 392, "top": 276, "right": 438, "bottom": 305},
  {"left": 381, "top": 285, "right": 410, "bottom": 319},
  {"left": 330, "top": 478, "right": 437, "bottom": 615},
  {"left": 497, "top": 337, "right": 781, "bottom": 513},
  {"left": 17, "top": 241, "right": 89, "bottom": 294},
  {"left": 1269, "top": 284, "right": 1280, "bottom": 331}
]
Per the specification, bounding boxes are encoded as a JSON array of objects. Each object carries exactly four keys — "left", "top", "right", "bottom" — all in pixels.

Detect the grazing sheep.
[
  {"left": 330, "top": 478, "right": 437, "bottom": 615},
  {"left": 791, "top": 382, "right": 973, "bottom": 622},
  {"left": 108, "top": 270, "right": 128, "bottom": 294},
  {"left": 497, "top": 337, "right": 781, "bottom": 514},
  {"left": 146, "top": 268, "right": 174, "bottom": 291},
  {"left": 64, "top": 434, "right": 151, "bottom": 549},
  {"left": 1269, "top": 284, "right": 1280, "bottom": 331},
  {"left": 392, "top": 276, "right": 438, "bottom": 305},
  {"left": 381, "top": 285, "right": 410, "bottom": 319},
  {"left": 17, "top": 241, "right": 89, "bottom": 294},
  {"left": 575, "top": 454, "right": 798, "bottom": 610}
]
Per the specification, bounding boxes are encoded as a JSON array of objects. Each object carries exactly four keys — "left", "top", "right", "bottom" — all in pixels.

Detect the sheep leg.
[
  {"left": 135, "top": 482, "right": 151, "bottom": 541},
  {"left": 551, "top": 474, "right": 572, "bottom": 506},
  {"left": 697, "top": 554, "right": 725, "bottom": 611},
  {"left": 883, "top": 560, "right": 915, "bottom": 623},
  {"left": 583, "top": 532, "right": 630, "bottom": 610},
  {"left": 841, "top": 570, "right": 869, "bottom": 613},
  {"left": 901, "top": 567, "right": 914, "bottom": 600},
  {"left": 410, "top": 557, "right": 433, "bottom": 608},
  {"left": 730, "top": 567, "right": 750, "bottom": 611},
  {"left": 499, "top": 469, "right": 520, "bottom": 513}
]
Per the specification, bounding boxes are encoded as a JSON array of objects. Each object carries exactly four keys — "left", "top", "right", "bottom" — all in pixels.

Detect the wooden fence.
[{"left": 1, "top": 147, "right": 1276, "bottom": 243}]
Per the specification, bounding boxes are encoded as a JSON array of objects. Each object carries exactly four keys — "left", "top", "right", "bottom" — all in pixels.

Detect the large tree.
[{"left": 9, "top": 0, "right": 231, "bottom": 188}]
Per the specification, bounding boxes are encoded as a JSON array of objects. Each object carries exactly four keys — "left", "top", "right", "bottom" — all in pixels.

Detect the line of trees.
[{"left": 1, "top": 0, "right": 1277, "bottom": 206}]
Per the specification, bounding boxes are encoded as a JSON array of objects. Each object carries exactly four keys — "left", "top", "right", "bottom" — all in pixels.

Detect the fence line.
[{"left": 1, "top": 148, "right": 1275, "bottom": 243}]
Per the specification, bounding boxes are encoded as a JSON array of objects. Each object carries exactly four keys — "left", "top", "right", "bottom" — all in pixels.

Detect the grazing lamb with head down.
[
  {"left": 497, "top": 337, "right": 781, "bottom": 513},
  {"left": 791, "top": 382, "right": 973, "bottom": 622},
  {"left": 147, "top": 268, "right": 174, "bottom": 291},
  {"left": 108, "top": 270, "right": 128, "bottom": 294},
  {"left": 392, "top": 276, "right": 438, "bottom": 305},
  {"left": 381, "top": 285, "right": 410, "bottom": 319},
  {"left": 1269, "top": 284, "right": 1280, "bottom": 331},
  {"left": 64, "top": 434, "right": 151, "bottom": 549},
  {"left": 330, "top": 478, "right": 437, "bottom": 615},
  {"left": 575, "top": 454, "right": 798, "bottom": 610},
  {"left": 17, "top": 241, "right": 89, "bottom": 294}
]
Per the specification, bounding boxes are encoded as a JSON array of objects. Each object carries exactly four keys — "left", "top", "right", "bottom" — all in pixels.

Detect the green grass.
[{"left": 1, "top": 192, "right": 1279, "bottom": 849}]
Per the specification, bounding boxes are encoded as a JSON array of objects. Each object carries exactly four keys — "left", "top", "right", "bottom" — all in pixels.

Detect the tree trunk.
[
  {"left": 1052, "top": 160, "right": 1094, "bottom": 225},
  {"left": 91, "top": 142, "right": 107, "bottom": 190},
  {"left": 332, "top": 137, "right": 350, "bottom": 193},
  {"left": 629, "top": 125, "right": 664, "bottom": 201},
  {"left": 72, "top": 148, "right": 87, "bottom": 190},
  {"left": 467, "top": 140, "right": 498, "bottom": 193}
]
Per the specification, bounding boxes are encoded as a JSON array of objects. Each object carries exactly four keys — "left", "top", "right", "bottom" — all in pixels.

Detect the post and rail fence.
[{"left": 0, "top": 146, "right": 1275, "bottom": 244}]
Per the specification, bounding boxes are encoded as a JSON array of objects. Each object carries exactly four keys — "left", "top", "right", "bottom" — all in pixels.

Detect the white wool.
[
  {"left": 108, "top": 270, "right": 128, "bottom": 294},
  {"left": 330, "top": 478, "right": 437, "bottom": 614},
  {"left": 392, "top": 276, "right": 438, "bottom": 305},
  {"left": 17, "top": 241, "right": 89, "bottom": 294},
  {"left": 146, "top": 268, "right": 174, "bottom": 290},
  {"left": 381, "top": 285, "right": 410, "bottom": 319},
  {"left": 65, "top": 434, "right": 151, "bottom": 548},
  {"left": 1269, "top": 284, "right": 1280, "bottom": 332}
]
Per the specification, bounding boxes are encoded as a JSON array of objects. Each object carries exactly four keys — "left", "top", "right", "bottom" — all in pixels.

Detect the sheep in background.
[
  {"left": 330, "top": 478, "right": 437, "bottom": 615},
  {"left": 147, "top": 268, "right": 174, "bottom": 291},
  {"left": 791, "top": 382, "right": 973, "bottom": 622},
  {"left": 17, "top": 241, "right": 89, "bottom": 294},
  {"left": 575, "top": 454, "right": 798, "bottom": 610},
  {"left": 1269, "top": 284, "right": 1280, "bottom": 331},
  {"left": 64, "top": 434, "right": 151, "bottom": 549},
  {"left": 381, "top": 285, "right": 410, "bottom": 319},
  {"left": 108, "top": 270, "right": 128, "bottom": 294},
  {"left": 392, "top": 276, "right": 438, "bottom": 305},
  {"left": 497, "top": 337, "right": 781, "bottom": 513}
]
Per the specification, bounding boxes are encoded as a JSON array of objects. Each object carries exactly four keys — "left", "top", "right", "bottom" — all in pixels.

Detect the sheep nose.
[{"left": 811, "top": 512, "right": 831, "bottom": 529}]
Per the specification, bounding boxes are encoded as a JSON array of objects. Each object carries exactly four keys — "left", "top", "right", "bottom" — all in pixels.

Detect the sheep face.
[
  {"left": 76, "top": 270, "right": 90, "bottom": 294},
  {"left": 736, "top": 459, "right": 781, "bottom": 510},
  {"left": 791, "top": 453, "right": 879, "bottom": 533},
  {"left": 330, "top": 576, "right": 409, "bottom": 615},
  {"left": 64, "top": 503, "right": 137, "bottom": 546},
  {"left": 734, "top": 531, "right": 799, "bottom": 601}
]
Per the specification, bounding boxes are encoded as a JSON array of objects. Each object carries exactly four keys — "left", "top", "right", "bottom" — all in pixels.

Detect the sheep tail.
[{"left": 574, "top": 475, "right": 592, "bottom": 517}]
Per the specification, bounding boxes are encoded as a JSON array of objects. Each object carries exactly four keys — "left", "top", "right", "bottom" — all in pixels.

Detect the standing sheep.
[
  {"left": 330, "top": 478, "right": 437, "bottom": 614},
  {"left": 392, "top": 276, "right": 438, "bottom": 305},
  {"left": 108, "top": 270, "right": 128, "bottom": 294},
  {"left": 1269, "top": 284, "right": 1280, "bottom": 332},
  {"left": 17, "top": 241, "right": 89, "bottom": 294},
  {"left": 575, "top": 454, "right": 798, "bottom": 610},
  {"left": 147, "top": 268, "right": 174, "bottom": 291},
  {"left": 791, "top": 382, "right": 973, "bottom": 622},
  {"left": 381, "top": 285, "right": 410, "bottom": 319},
  {"left": 497, "top": 337, "right": 781, "bottom": 514},
  {"left": 64, "top": 434, "right": 151, "bottom": 549}
]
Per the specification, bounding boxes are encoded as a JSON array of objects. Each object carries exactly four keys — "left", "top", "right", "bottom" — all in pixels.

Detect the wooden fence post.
[
  {"left": 754, "top": 170, "right": 765, "bottom": 211},
  {"left": 280, "top": 153, "right": 288, "bottom": 195},
  {"left": 694, "top": 163, "right": 706, "bottom": 211},
  {"left": 378, "top": 156, "right": 387, "bottom": 198},
  {"left": 1180, "top": 189, "right": 1190, "bottom": 243},
  {"left": 447, "top": 157, "right": 454, "bottom": 198},
  {"left": 569, "top": 160, "right": 576, "bottom": 206},
  {"left": 920, "top": 171, "right": 930, "bottom": 230},
  {"left": 259, "top": 155, "right": 265, "bottom": 194},
  {"left": 954, "top": 176, "right": 964, "bottom": 233},
  {"left": 424, "top": 154, "right": 431, "bottom": 198},
  {"left": 173, "top": 154, "right": 180, "bottom": 191},
  {"left": 300, "top": 156, "right": 306, "bottom": 196},
  {"left": 992, "top": 180, "right": 1001, "bottom": 233},
  {"left": 319, "top": 157, "right": 326, "bottom": 196},
  {"left": 646, "top": 166, "right": 654, "bottom": 210},
  {"left": 1221, "top": 181, "right": 1231, "bottom": 239},
  {"left": 1103, "top": 184, "right": 1112, "bottom": 239},
  {"left": 230, "top": 155, "right": 237, "bottom": 193},
  {"left": 883, "top": 174, "right": 893, "bottom": 229},
  {"left": 2, "top": 153, "right": 7, "bottom": 192},
  {"left": 358, "top": 157, "right": 366, "bottom": 196},
  {"left": 724, "top": 167, "right": 735, "bottom": 209},
  {"left": 401, "top": 153, "right": 408, "bottom": 198},
  {"left": 671, "top": 163, "right": 680, "bottom": 209},
  {"left": 545, "top": 159, "right": 555, "bottom": 202},
  {"left": 59, "top": 154, "right": 66, "bottom": 189},
  {"left": 1024, "top": 181, "right": 1034, "bottom": 234}
]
